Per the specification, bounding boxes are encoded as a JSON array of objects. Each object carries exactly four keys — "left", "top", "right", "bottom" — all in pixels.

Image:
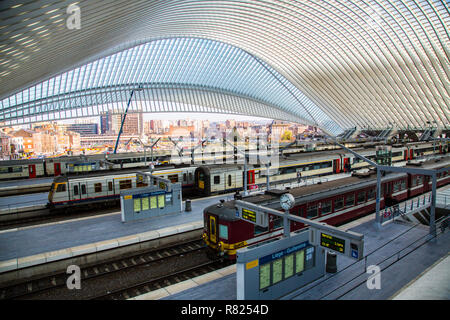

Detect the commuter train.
[
  {"left": 202, "top": 158, "right": 450, "bottom": 259},
  {"left": 194, "top": 142, "right": 448, "bottom": 196},
  {"left": 2, "top": 141, "right": 446, "bottom": 180},
  {"left": 47, "top": 165, "right": 196, "bottom": 209}
]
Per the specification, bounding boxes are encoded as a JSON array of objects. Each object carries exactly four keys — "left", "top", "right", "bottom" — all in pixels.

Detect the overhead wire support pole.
[{"left": 113, "top": 85, "right": 142, "bottom": 154}]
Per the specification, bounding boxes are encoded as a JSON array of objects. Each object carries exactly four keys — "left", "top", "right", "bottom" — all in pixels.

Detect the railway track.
[
  {"left": 92, "top": 259, "right": 232, "bottom": 300},
  {"left": 0, "top": 239, "right": 218, "bottom": 300}
]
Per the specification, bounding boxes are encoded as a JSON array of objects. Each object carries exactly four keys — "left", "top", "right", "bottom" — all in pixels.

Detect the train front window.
[
  {"left": 254, "top": 225, "right": 268, "bottom": 235},
  {"left": 56, "top": 184, "right": 66, "bottom": 192},
  {"left": 272, "top": 216, "right": 283, "bottom": 229},
  {"left": 219, "top": 224, "right": 228, "bottom": 240}
]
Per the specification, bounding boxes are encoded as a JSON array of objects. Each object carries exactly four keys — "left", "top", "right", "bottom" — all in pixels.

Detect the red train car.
[{"left": 203, "top": 158, "right": 450, "bottom": 259}]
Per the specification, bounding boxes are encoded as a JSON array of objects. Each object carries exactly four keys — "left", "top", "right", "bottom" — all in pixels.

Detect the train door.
[
  {"left": 343, "top": 158, "right": 350, "bottom": 172},
  {"left": 107, "top": 179, "right": 114, "bottom": 195},
  {"left": 247, "top": 170, "right": 255, "bottom": 189},
  {"left": 410, "top": 149, "right": 414, "bottom": 160},
  {"left": 72, "top": 183, "right": 81, "bottom": 200},
  {"left": 54, "top": 163, "right": 61, "bottom": 176},
  {"left": 209, "top": 215, "right": 218, "bottom": 244},
  {"left": 404, "top": 150, "right": 409, "bottom": 161},
  {"left": 28, "top": 164, "right": 36, "bottom": 178},
  {"left": 333, "top": 159, "right": 340, "bottom": 174}
]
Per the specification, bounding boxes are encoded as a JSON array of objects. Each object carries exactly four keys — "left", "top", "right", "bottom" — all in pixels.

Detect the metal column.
[
  {"left": 430, "top": 173, "right": 437, "bottom": 239},
  {"left": 375, "top": 168, "right": 382, "bottom": 228}
]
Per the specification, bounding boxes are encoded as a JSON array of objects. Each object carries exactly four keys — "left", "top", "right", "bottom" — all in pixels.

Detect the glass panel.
[
  {"left": 158, "top": 195, "right": 165, "bottom": 208},
  {"left": 142, "top": 197, "right": 149, "bottom": 211},
  {"left": 284, "top": 254, "right": 294, "bottom": 279},
  {"left": 150, "top": 196, "right": 157, "bottom": 209},
  {"left": 134, "top": 198, "right": 141, "bottom": 212},
  {"left": 295, "top": 250, "right": 305, "bottom": 273}
]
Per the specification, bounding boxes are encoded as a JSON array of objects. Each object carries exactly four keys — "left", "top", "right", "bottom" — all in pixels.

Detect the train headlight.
[{"left": 218, "top": 241, "right": 224, "bottom": 252}]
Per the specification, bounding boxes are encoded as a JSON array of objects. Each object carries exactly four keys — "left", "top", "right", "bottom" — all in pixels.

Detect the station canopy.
[{"left": 0, "top": 0, "right": 448, "bottom": 136}]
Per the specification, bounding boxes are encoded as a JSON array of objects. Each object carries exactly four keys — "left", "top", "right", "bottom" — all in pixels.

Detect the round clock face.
[{"left": 280, "top": 193, "right": 295, "bottom": 210}]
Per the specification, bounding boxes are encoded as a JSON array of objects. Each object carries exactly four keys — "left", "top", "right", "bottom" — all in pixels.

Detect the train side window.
[
  {"left": 81, "top": 184, "right": 86, "bottom": 195},
  {"left": 228, "top": 175, "right": 232, "bottom": 187},
  {"left": 219, "top": 224, "right": 228, "bottom": 240},
  {"left": 189, "top": 172, "right": 193, "bottom": 180},
  {"left": 417, "top": 176, "right": 423, "bottom": 185},
  {"left": 56, "top": 184, "right": 66, "bottom": 192},
  {"left": 345, "top": 194, "right": 354, "bottom": 207},
  {"left": 168, "top": 174, "right": 178, "bottom": 183},
  {"left": 183, "top": 173, "right": 187, "bottom": 182},
  {"left": 73, "top": 185, "right": 79, "bottom": 196},
  {"left": 108, "top": 181, "right": 113, "bottom": 192},
  {"left": 357, "top": 191, "right": 365, "bottom": 204},
  {"left": 119, "top": 179, "right": 132, "bottom": 190},
  {"left": 321, "top": 200, "right": 332, "bottom": 215},
  {"left": 367, "top": 189, "right": 375, "bottom": 200},
  {"left": 307, "top": 204, "right": 318, "bottom": 218},
  {"left": 393, "top": 181, "right": 400, "bottom": 192},
  {"left": 401, "top": 179, "right": 406, "bottom": 190},
  {"left": 334, "top": 197, "right": 344, "bottom": 211},
  {"left": 94, "top": 183, "right": 102, "bottom": 193},
  {"left": 214, "top": 175, "right": 220, "bottom": 184}
]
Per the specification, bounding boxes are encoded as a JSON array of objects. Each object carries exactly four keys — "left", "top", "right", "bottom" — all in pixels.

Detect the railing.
[
  {"left": 0, "top": 198, "right": 47, "bottom": 213},
  {"left": 380, "top": 193, "right": 432, "bottom": 225},
  {"left": 282, "top": 214, "right": 449, "bottom": 300},
  {"left": 436, "top": 193, "right": 450, "bottom": 208}
]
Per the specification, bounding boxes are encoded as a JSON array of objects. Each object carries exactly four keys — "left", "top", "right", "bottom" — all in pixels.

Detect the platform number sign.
[{"left": 320, "top": 233, "right": 345, "bottom": 254}]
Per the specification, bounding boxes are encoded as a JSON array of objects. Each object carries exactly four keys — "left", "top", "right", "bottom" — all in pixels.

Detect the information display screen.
[
  {"left": 272, "top": 259, "right": 283, "bottom": 284},
  {"left": 258, "top": 241, "right": 314, "bottom": 291},
  {"left": 284, "top": 254, "right": 294, "bottom": 278},
  {"left": 259, "top": 264, "right": 270, "bottom": 290},
  {"left": 320, "top": 233, "right": 345, "bottom": 253},
  {"left": 242, "top": 208, "right": 257, "bottom": 224}
]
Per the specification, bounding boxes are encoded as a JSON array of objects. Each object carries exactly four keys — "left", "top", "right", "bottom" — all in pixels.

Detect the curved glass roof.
[
  {"left": 0, "top": 0, "right": 448, "bottom": 134},
  {"left": 0, "top": 37, "right": 342, "bottom": 134}
]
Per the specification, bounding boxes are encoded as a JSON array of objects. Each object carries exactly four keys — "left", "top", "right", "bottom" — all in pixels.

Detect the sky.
[{"left": 58, "top": 112, "right": 274, "bottom": 125}]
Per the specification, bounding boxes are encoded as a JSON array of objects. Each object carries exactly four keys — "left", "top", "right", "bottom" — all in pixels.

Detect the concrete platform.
[
  {"left": 0, "top": 177, "right": 53, "bottom": 189},
  {"left": 0, "top": 195, "right": 227, "bottom": 275},
  {"left": 161, "top": 217, "right": 449, "bottom": 300},
  {"left": 0, "top": 192, "right": 48, "bottom": 214},
  {"left": 391, "top": 254, "right": 450, "bottom": 300}
]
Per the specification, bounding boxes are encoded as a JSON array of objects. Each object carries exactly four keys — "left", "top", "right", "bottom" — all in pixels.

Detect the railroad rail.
[{"left": 0, "top": 239, "right": 215, "bottom": 300}]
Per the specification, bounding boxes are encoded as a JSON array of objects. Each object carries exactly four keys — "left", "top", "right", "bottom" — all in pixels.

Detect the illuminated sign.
[
  {"left": 320, "top": 233, "right": 345, "bottom": 254},
  {"left": 242, "top": 208, "right": 256, "bottom": 224}
]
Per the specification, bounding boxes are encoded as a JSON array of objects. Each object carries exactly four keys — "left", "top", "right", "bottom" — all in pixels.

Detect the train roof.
[
  {"left": 206, "top": 157, "right": 450, "bottom": 221},
  {"left": 51, "top": 164, "right": 195, "bottom": 182}
]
